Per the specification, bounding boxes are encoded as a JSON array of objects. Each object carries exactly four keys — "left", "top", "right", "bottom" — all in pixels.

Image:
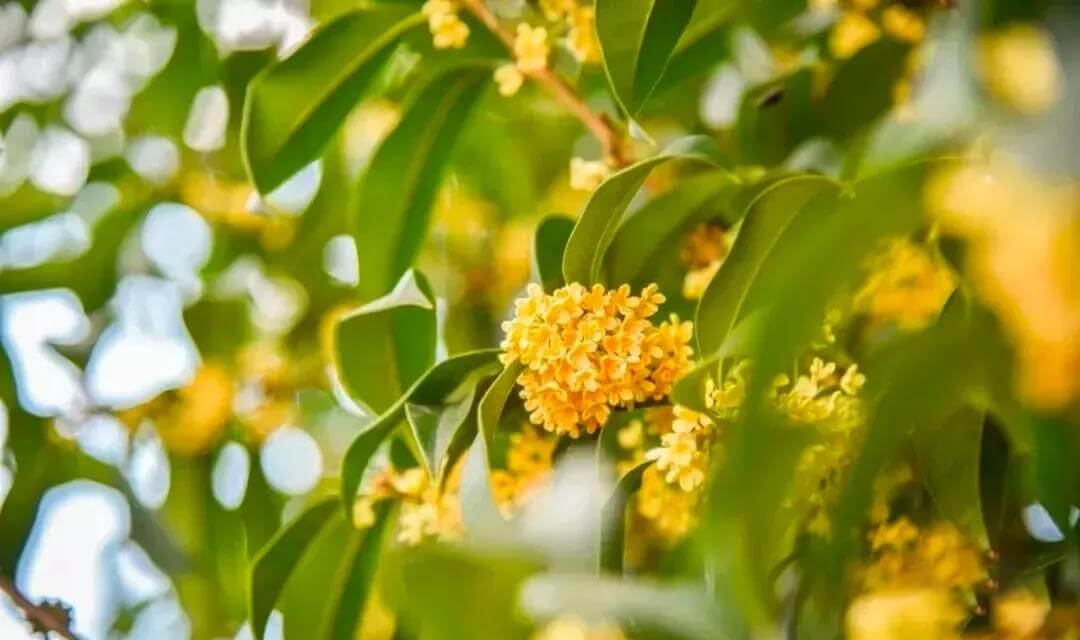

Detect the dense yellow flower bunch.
[
  {"left": 855, "top": 237, "right": 956, "bottom": 331},
  {"left": 846, "top": 517, "right": 988, "bottom": 640},
  {"left": 533, "top": 615, "right": 626, "bottom": 640},
  {"left": 500, "top": 283, "right": 693, "bottom": 437},
  {"left": 681, "top": 222, "right": 733, "bottom": 300},
  {"left": 422, "top": 0, "right": 470, "bottom": 49},
  {"left": 644, "top": 406, "right": 716, "bottom": 491},
  {"left": 353, "top": 462, "right": 463, "bottom": 545},
  {"left": 491, "top": 424, "right": 558, "bottom": 517}
]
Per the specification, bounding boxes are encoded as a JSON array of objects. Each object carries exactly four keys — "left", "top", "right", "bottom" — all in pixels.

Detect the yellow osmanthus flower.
[
  {"left": 422, "top": 0, "right": 470, "bottom": 49},
  {"left": 926, "top": 157, "right": 1080, "bottom": 409},
  {"left": 978, "top": 25, "right": 1061, "bottom": 115},
  {"left": 992, "top": 590, "right": 1051, "bottom": 639},
  {"left": 566, "top": 7, "right": 601, "bottom": 64},
  {"left": 846, "top": 588, "right": 965, "bottom": 640},
  {"left": 855, "top": 237, "right": 956, "bottom": 331},
  {"left": 881, "top": 4, "right": 925, "bottom": 43},
  {"left": 681, "top": 223, "right": 732, "bottom": 300},
  {"left": 354, "top": 463, "right": 464, "bottom": 544},
  {"left": 491, "top": 423, "right": 558, "bottom": 516},
  {"left": 514, "top": 23, "right": 550, "bottom": 72},
  {"left": 155, "top": 362, "right": 235, "bottom": 456},
  {"left": 500, "top": 283, "right": 693, "bottom": 437},
  {"left": 637, "top": 464, "right": 699, "bottom": 542},
  {"left": 830, "top": 11, "right": 881, "bottom": 59},
  {"left": 533, "top": 616, "right": 626, "bottom": 640},
  {"left": 569, "top": 157, "right": 610, "bottom": 191},
  {"left": 538, "top": 0, "right": 573, "bottom": 21},
  {"left": 704, "top": 359, "right": 750, "bottom": 419},
  {"left": 495, "top": 63, "right": 525, "bottom": 96}
]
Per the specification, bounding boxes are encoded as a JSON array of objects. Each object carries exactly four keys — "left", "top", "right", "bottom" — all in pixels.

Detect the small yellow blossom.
[
  {"left": 423, "top": 0, "right": 469, "bottom": 49},
  {"left": 569, "top": 157, "right": 610, "bottom": 191},
  {"left": 514, "top": 23, "right": 550, "bottom": 72},
  {"left": 682, "top": 262, "right": 721, "bottom": 300},
  {"left": 881, "top": 4, "right": 925, "bottom": 43},
  {"left": 500, "top": 283, "right": 693, "bottom": 437},
  {"left": 830, "top": 11, "right": 881, "bottom": 59},
  {"left": 494, "top": 63, "right": 524, "bottom": 96},
  {"left": 840, "top": 363, "right": 866, "bottom": 396},
  {"left": 637, "top": 465, "right": 698, "bottom": 541},
  {"left": 978, "top": 24, "right": 1062, "bottom": 115},
  {"left": 356, "top": 463, "right": 464, "bottom": 545},
  {"left": 869, "top": 517, "right": 919, "bottom": 551},
  {"left": 680, "top": 223, "right": 731, "bottom": 299},
  {"left": 855, "top": 237, "right": 956, "bottom": 331},
  {"left": 533, "top": 615, "right": 626, "bottom": 640},
  {"left": 566, "top": 7, "right": 601, "bottom": 64},
  {"left": 616, "top": 420, "right": 643, "bottom": 449},
  {"left": 846, "top": 588, "right": 964, "bottom": 640},
  {"left": 352, "top": 496, "right": 377, "bottom": 528},
  {"left": 993, "top": 590, "right": 1050, "bottom": 638},
  {"left": 492, "top": 423, "right": 557, "bottom": 516},
  {"left": 538, "top": 0, "right": 573, "bottom": 21},
  {"left": 156, "top": 362, "right": 234, "bottom": 456}
]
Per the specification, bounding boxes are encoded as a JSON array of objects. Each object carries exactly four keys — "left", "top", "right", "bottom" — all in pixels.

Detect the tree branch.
[
  {"left": 458, "top": 0, "right": 633, "bottom": 166},
  {"left": 0, "top": 576, "right": 78, "bottom": 640}
]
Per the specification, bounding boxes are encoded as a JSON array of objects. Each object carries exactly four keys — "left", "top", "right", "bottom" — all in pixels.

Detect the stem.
[
  {"left": 457, "top": 0, "right": 633, "bottom": 166},
  {"left": 0, "top": 576, "right": 78, "bottom": 640}
]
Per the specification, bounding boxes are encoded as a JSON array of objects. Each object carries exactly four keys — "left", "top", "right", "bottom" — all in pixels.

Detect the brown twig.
[
  {"left": 458, "top": 0, "right": 633, "bottom": 167},
  {"left": 0, "top": 576, "right": 79, "bottom": 640}
]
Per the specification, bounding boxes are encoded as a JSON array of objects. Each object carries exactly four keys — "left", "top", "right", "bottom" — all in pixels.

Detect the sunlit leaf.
[
  {"left": 352, "top": 66, "right": 489, "bottom": 300},
  {"left": 241, "top": 7, "right": 423, "bottom": 193},
  {"left": 596, "top": 0, "right": 699, "bottom": 116},
  {"left": 562, "top": 136, "right": 730, "bottom": 286}
]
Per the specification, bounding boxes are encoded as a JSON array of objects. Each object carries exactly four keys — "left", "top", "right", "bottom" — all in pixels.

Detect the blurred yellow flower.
[
  {"left": 855, "top": 237, "right": 956, "bottom": 331},
  {"left": 637, "top": 464, "right": 698, "bottom": 542},
  {"left": 680, "top": 223, "right": 732, "bottom": 300},
  {"left": 501, "top": 283, "right": 693, "bottom": 437},
  {"left": 423, "top": 0, "right": 470, "bottom": 49},
  {"left": 926, "top": 158, "right": 1080, "bottom": 409},
  {"left": 978, "top": 25, "right": 1061, "bottom": 115},
  {"left": 881, "top": 4, "right": 925, "bottom": 43},
  {"left": 569, "top": 157, "right": 610, "bottom": 191},
  {"left": 830, "top": 11, "right": 881, "bottom": 60},
  {"left": 846, "top": 588, "right": 964, "bottom": 640},
  {"left": 566, "top": 7, "right": 601, "bottom": 64},
  {"left": 538, "top": 0, "right": 573, "bottom": 21},
  {"left": 533, "top": 616, "right": 626, "bottom": 640},
  {"left": 495, "top": 63, "right": 525, "bottom": 96},
  {"left": 156, "top": 362, "right": 234, "bottom": 456},
  {"left": 515, "top": 23, "right": 550, "bottom": 72},
  {"left": 992, "top": 590, "right": 1050, "bottom": 639}
]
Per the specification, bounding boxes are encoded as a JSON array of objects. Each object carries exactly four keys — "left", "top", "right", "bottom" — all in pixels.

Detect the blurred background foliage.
[{"left": 0, "top": 0, "right": 1077, "bottom": 638}]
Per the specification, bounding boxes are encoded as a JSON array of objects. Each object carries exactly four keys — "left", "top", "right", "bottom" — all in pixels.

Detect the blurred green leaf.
[
  {"left": 596, "top": 0, "right": 699, "bottom": 116},
  {"left": 736, "top": 70, "right": 816, "bottom": 166},
  {"left": 822, "top": 39, "right": 910, "bottom": 141},
  {"left": 562, "top": 136, "right": 730, "bottom": 286},
  {"left": 249, "top": 498, "right": 339, "bottom": 640},
  {"left": 241, "top": 7, "right": 423, "bottom": 193},
  {"left": 351, "top": 66, "right": 489, "bottom": 300},
  {"left": 319, "top": 503, "right": 393, "bottom": 640},
  {"left": 599, "top": 460, "right": 651, "bottom": 574},
  {"left": 532, "top": 215, "right": 575, "bottom": 293},
  {"left": 460, "top": 363, "right": 521, "bottom": 535},
  {"left": 333, "top": 269, "right": 436, "bottom": 415},
  {"left": 914, "top": 406, "right": 990, "bottom": 549},
  {"left": 695, "top": 174, "right": 836, "bottom": 357}
]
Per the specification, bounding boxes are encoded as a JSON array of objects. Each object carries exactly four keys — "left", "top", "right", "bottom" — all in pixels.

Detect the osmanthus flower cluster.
[
  {"left": 491, "top": 423, "right": 558, "bottom": 517},
  {"left": 353, "top": 462, "right": 464, "bottom": 546},
  {"left": 680, "top": 222, "right": 733, "bottom": 301},
  {"left": 500, "top": 283, "right": 694, "bottom": 438}
]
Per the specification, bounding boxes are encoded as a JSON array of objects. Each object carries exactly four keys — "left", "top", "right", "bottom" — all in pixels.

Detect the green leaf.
[
  {"left": 241, "top": 7, "right": 423, "bottom": 193},
  {"left": 352, "top": 66, "right": 489, "bottom": 300},
  {"left": 822, "top": 39, "right": 911, "bottom": 140},
  {"left": 914, "top": 406, "right": 990, "bottom": 548},
  {"left": 599, "top": 461, "right": 652, "bottom": 574},
  {"left": 532, "top": 215, "right": 575, "bottom": 292},
  {"left": 562, "top": 136, "right": 730, "bottom": 286},
  {"left": 404, "top": 350, "right": 501, "bottom": 479},
  {"left": 333, "top": 269, "right": 436, "bottom": 415},
  {"left": 603, "top": 172, "right": 737, "bottom": 286},
  {"left": 460, "top": 363, "right": 522, "bottom": 535},
  {"left": 694, "top": 174, "right": 837, "bottom": 357},
  {"left": 735, "top": 70, "right": 816, "bottom": 166},
  {"left": 340, "top": 351, "right": 501, "bottom": 505},
  {"left": 320, "top": 503, "right": 394, "bottom": 640},
  {"left": 596, "top": 0, "right": 699, "bottom": 116},
  {"left": 249, "top": 498, "right": 340, "bottom": 640}
]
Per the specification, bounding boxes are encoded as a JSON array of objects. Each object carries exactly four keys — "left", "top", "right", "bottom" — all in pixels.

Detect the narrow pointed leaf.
[
  {"left": 353, "top": 67, "right": 489, "bottom": 300},
  {"left": 321, "top": 503, "right": 394, "bottom": 640},
  {"left": 242, "top": 7, "right": 423, "bottom": 193},
  {"left": 533, "top": 215, "right": 575, "bottom": 292},
  {"left": 599, "top": 461, "right": 652, "bottom": 574},
  {"left": 596, "top": 0, "right": 699, "bottom": 115},
  {"left": 250, "top": 498, "right": 339, "bottom": 640}
]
